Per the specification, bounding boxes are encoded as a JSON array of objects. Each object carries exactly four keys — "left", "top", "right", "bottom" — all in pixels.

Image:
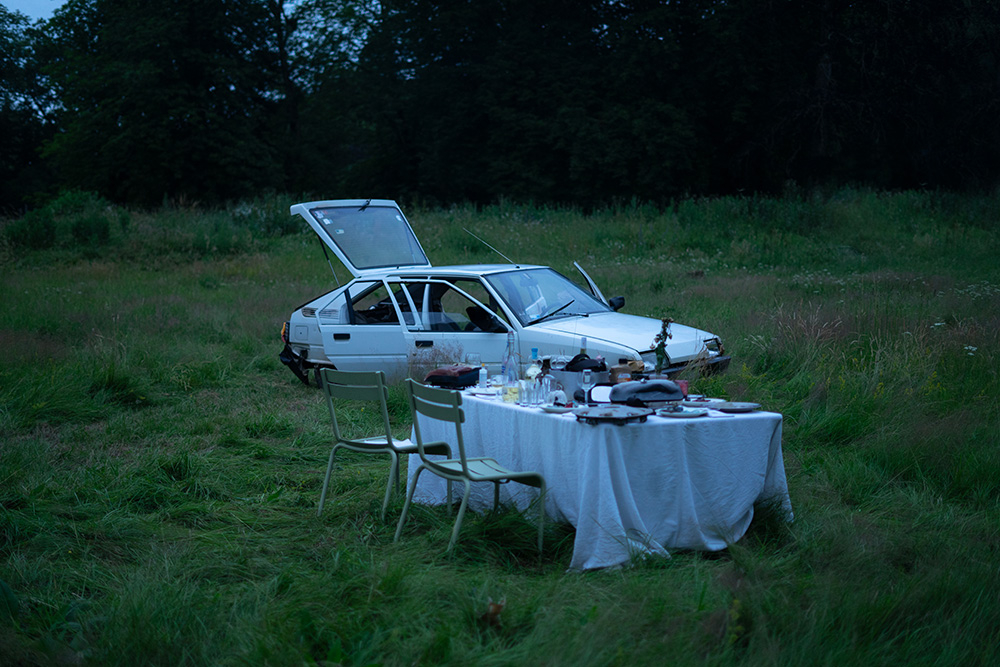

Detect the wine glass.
[{"left": 579, "top": 368, "right": 594, "bottom": 406}]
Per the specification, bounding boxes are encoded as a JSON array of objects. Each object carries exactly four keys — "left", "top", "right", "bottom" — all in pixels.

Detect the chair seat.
[
  {"left": 343, "top": 436, "right": 447, "bottom": 456},
  {"left": 427, "top": 457, "right": 545, "bottom": 487}
]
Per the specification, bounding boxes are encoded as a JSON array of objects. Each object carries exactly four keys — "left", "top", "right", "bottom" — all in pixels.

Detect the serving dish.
[
  {"left": 711, "top": 401, "right": 761, "bottom": 413},
  {"left": 573, "top": 405, "right": 653, "bottom": 425},
  {"left": 656, "top": 406, "right": 709, "bottom": 418},
  {"left": 681, "top": 397, "right": 726, "bottom": 407}
]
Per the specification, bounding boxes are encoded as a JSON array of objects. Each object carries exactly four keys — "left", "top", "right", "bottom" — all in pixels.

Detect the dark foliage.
[{"left": 2, "top": 0, "right": 999, "bottom": 209}]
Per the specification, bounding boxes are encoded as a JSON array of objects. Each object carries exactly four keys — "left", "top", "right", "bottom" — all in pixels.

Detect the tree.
[
  {"left": 0, "top": 6, "right": 57, "bottom": 210},
  {"left": 40, "top": 0, "right": 301, "bottom": 204}
]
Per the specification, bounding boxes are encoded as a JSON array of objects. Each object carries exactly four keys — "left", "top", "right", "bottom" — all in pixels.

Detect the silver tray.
[
  {"left": 711, "top": 401, "right": 761, "bottom": 413},
  {"left": 573, "top": 405, "right": 653, "bottom": 425}
]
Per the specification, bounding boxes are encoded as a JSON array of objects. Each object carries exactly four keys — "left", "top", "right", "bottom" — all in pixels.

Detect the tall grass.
[{"left": 1, "top": 189, "right": 999, "bottom": 665}]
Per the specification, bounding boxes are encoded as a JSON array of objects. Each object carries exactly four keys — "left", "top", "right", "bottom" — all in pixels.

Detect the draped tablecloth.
[{"left": 407, "top": 393, "right": 792, "bottom": 570}]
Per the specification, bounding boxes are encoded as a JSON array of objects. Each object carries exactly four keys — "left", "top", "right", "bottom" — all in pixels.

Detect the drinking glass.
[
  {"left": 518, "top": 380, "right": 531, "bottom": 406},
  {"left": 540, "top": 376, "right": 553, "bottom": 404},
  {"left": 579, "top": 369, "right": 594, "bottom": 406},
  {"left": 530, "top": 380, "right": 543, "bottom": 406},
  {"left": 676, "top": 379, "right": 689, "bottom": 399}
]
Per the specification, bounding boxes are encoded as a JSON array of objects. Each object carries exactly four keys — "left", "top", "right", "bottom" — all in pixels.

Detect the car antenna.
[{"left": 463, "top": 228, "right": 518, "bottom": 266}]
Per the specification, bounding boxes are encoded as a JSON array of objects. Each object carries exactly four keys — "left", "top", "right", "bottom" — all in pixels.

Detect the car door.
[
  {"left": 573, "top": 261, "right": 609, "bottom": 305},
  {"left": 392, "top": 278, "right": 512, "bottom": 376},
  {"left": 316, "top": 279, "right": 409, "bottom": 379}
]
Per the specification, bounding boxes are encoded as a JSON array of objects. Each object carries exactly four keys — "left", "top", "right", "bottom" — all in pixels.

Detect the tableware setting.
[
  {"left": 710, "top": 401, "right": 761, "bottom": 413},
  {"left": 656, "top": 405, "right": 709, "bottom": 418},
  {"left": 573, "top": 405, "right": 653, "bottom": 425},
  {"left": 468, "top": 387, "right": 501, "bottom": 398},
  {"left": 680, "top": 396, "right": 726, "bottom": 407}
]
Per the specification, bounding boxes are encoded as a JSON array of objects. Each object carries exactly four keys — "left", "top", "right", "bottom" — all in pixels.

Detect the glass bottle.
[
  {"left": 525, "top": 347, "right": 542, "bottom": 380},
  {"left": 500, "top": 331, "right": 518, "bottom": 386}
]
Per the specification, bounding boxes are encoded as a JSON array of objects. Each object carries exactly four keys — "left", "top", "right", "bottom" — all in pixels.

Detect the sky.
[{"left": 5, "top": 0, "right": 65, "bottom": 21}]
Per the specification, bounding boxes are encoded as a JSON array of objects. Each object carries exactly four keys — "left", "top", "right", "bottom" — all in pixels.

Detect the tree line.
[{"left": 3, "top": 0, "right": 999, "bottom": 211}]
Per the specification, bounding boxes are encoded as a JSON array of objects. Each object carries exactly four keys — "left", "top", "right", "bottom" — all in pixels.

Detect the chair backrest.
[
  {"left": 405, "top": 379, "right": 469, "bottom": 475},
  {"left": 321, "top": 368, "right": 393, "bottom": 446}
]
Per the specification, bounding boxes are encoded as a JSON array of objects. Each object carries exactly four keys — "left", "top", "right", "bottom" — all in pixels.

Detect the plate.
[
  {"left": 540, "top": 404, "right": 575, "bottom": 414},
  {"left": 656, "top": 407, "right": 709, "bottom": 418},
  {"left": 711, "top": 401, "right": 761, "bottom": 413},
  {"left": 574, "top": 405, "right": 653, "bottom": 425},
  {"left": 681, "top": 397, "right": 726, "bottom": 407},
  {"left": 468, "top": 388, "right": 500, "bottom": 397}
]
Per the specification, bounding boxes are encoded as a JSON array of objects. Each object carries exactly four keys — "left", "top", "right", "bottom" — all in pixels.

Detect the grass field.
[{"left": 2, "top": 189, "right": 999, "bottom": 665}]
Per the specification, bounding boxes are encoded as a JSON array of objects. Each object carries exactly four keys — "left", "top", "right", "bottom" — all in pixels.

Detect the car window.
[
  {"left": 485, "top": 268, "right": 609, "bottom": 325},
  {"left": 391, "top": 279, "right": 504, "bottom": 333},
  {"left": 387, "top": 281, "right": 419, "bottom": 327},
  {"left": 351, "top": 281, "right": 399, "bottom": 325},
  {"left": 444, "top": 278, "right": 511, "bottom": 326},
  {"left": 310, "top": 205, "right": 428, "bottom": 271}
]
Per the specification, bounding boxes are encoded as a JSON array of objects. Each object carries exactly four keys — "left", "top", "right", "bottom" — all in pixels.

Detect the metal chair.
[
  {"left": 394, "top": 379, "right": 547, "bottom": 553},
  {"left": 318, "top": 368, "right": 450, "bottom": 521}
]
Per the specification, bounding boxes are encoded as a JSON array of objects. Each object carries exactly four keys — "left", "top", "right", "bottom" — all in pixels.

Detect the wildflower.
[{"left": 965, "top": 345, "right": 977, "bottom": 356}]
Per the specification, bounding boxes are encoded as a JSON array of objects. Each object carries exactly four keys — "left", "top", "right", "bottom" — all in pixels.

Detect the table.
[{"left": 407, "top": 394, "right": 792, "bottom": 570}]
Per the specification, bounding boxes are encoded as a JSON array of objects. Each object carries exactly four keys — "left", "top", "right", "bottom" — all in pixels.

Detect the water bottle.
[
  {"left": 500, "top": 331, "right": 518, "bottom": 386},
  {"left": 478, "top": 363, "right": 487, "bottom": 388}
]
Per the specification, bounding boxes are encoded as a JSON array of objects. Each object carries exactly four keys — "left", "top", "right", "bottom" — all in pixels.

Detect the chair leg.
[
  {"left": 447, "top": 479, "right": 473, "bottom": 554},
  {"left": 394, "top": 465, "right": 426, "bottom": 543},
  {"left": 317, "top": 445, "right": 340, "bottom": 516},
  {"left": 537, "top": 482, "right": 546, "bottom": 555},
  {"left": 380, "top": 452, "right": 398, "bottom": 522}
]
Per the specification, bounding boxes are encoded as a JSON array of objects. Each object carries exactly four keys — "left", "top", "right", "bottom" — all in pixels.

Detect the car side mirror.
[{"left": 609, "top": 296, "right": 625, "bottom": 312}]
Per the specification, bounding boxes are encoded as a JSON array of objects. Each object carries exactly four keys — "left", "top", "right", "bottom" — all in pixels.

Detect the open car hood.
[
  {"left": 533, "top": 312, "right": 714, "bottom": 361},
  {"left": 290, "top": 199, "right": 431, "bottom": 278}
]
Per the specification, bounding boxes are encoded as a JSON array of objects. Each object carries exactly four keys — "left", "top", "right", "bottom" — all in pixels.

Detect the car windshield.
[
  {"left": 310, "top": 205, "right": 428, "bottom": 270},
  {"left": 485, "top": 268, "right": 610, "bottom": 325}
]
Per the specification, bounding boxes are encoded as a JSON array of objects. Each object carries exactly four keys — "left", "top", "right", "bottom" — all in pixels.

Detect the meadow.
[{"left": 1, "top": 189, "right": 998, "bottom": 665}]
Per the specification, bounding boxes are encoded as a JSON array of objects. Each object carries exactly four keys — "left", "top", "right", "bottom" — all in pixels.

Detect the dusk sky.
[{"left": 5, "top": 0, "right": 64, "bottom": 20}]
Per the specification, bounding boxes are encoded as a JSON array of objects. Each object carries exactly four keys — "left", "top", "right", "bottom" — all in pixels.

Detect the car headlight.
[{"left": 704, "top": 337, "right": 724, "bottom": 355}]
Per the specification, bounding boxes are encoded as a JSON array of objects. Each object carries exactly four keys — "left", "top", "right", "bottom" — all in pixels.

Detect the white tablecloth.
[{"left": 407, "top": 394, "right": 792, "bottom": 570}]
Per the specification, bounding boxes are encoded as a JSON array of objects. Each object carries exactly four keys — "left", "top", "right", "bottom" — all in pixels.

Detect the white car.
[{"left": 279, "top": 199, "right": 729, "bottom": 385}]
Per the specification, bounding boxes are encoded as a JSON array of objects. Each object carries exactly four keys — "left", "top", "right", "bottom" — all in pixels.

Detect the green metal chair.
[
  {"left": 317, "top": 368, "right": 451, "bottom": 521},
  {"left": 394, "top": 379, "right": 547, "bottom": 554}
]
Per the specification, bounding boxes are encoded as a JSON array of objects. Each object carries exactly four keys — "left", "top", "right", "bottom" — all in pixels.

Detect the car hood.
[{"left": 531, "top": 312, "right": 714, "bottom": 361}]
